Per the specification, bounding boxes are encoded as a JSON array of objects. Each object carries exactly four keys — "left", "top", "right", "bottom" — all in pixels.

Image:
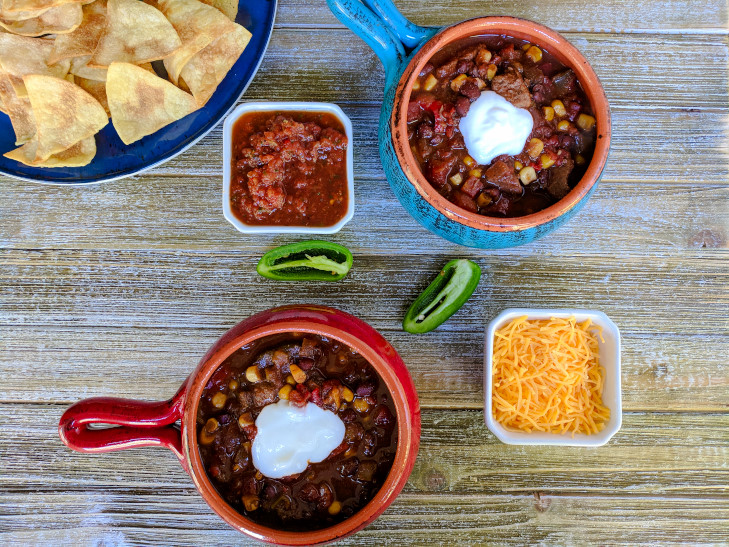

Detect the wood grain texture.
[
  {"left": 1, "top": 406, "right": 727, "bottom": 545},
  {"left": 1, "top": 0, "right": 728, "bottom": 544}
]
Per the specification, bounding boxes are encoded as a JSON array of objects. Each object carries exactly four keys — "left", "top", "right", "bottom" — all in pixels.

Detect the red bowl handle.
[{"left": 58, "top": 383, "right": 188, "bottom": 469}]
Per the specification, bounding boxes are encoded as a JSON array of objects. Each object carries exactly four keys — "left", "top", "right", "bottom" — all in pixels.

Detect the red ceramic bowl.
[
  {"left": 391, "top": 16, "right": 612, "bottom": 232},
  {"left": 59, "top": 305, "right": 421, "bottom": 545}
]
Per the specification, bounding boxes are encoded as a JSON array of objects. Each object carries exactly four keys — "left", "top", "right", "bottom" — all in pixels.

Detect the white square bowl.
[
  {"left": 222, "top": 102, "right": 355, "bottom": 234},
  {"left": 484, "top": 308, "right": 622, "bottom": 447}
]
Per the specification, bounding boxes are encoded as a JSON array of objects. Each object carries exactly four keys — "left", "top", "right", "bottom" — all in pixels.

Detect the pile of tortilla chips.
[{"left": 0, "top": 0, "right": 251, "bottom": 167}]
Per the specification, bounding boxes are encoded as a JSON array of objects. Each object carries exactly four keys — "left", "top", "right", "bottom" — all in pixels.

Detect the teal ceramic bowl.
[{"left": 326, "top": 0, "right": 611, "bottom": 248}]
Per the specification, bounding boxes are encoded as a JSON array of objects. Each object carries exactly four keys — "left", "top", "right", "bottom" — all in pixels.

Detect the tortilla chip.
[
  {"left": 75, "top": 76, "right": 108, "bottom": 116},
  {"left": 199, "top": 0, "right": 236, "bottom": 21},
  {"left": 0, "top": 33, "right": 70, "bottom": 96},
  {"left": 1, "top": 0, "right": 85, "bottom": 15},
  {"left": 0, "top": 69, "right": 35, "bottom": 144},
  {"left": 48, "top": 0, "right": 106, "bottom": 64},
  {"left": 106, "top": 62, "right": 197, "bottom": 144},
  {"left": 5, "top": 135, "right": 96, "bottom": 167},
  {"left": 179, "top": 23, "right": 250, "bottom": 106},
  {"left": 90, "top": 0, "right": 181, "bottom": 68},
  {"left": 0, "top": 3, "right": 82, "bottom": 36},
  {"left": 68, "top": 54, "right": 106, "bottom": 80},
  {"left": 23, "top": 74, "right": 107, "bottom": 160},
  {"left": 157, "top": 0, "right": 236, "bottom": 85}
]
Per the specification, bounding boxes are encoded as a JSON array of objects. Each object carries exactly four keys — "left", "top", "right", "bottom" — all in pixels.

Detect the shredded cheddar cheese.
[{"left": 491, "top": 316, "right": 610, "bottom": 435}]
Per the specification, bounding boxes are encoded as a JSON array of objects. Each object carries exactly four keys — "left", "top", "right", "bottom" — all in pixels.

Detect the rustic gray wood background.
[{"left": 1, "top": 0, "right": 728, "bottom": 544}]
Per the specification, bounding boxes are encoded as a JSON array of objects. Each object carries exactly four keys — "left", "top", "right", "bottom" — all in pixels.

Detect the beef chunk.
[
  {"left": 425, "top": 153, "right": 457, "bottom": 187},
  {"left": 546, "top": 157, "right": 575, "bottom": 199},
  {"left": 461, "top": 175, "right": 483, "bottom": 198},
  {"left": 452, "top": 191, "right": 477, "bottom": 213},
  {"left": 252, "top": 382, "right": 277, "bottom": 407},
  {"left": 491, "top": 68, "right": 531, "bottom": 108},
  {"left": 485, "top": 160, "right": 522, "bottom": 194},
  {"left": 419, "top": 63, "right": 434, "bottom": 78},
  {"left": 407, "top": 101, "right": 421, "bottom": 123}
]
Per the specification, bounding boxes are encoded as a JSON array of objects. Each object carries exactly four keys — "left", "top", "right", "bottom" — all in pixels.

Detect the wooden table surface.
[{"left": 1, "top": 0, "right": 728, "bottom": 544}]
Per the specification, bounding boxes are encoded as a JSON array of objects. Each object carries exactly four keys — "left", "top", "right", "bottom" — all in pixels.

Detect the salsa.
[
  {"left": 230, "top": 111, "right": 349, "bottom": 226},
  {"left": 407, "top": 35, "right": 597, "bottom": 217},
  {"left": 197, "top": 333, "right": 397, "bottom": 532}
]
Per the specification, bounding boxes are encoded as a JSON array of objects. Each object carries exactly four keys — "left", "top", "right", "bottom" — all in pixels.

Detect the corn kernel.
[
  {"left": 476, "top": 49, "right": 492, "bottom": 64},
  {"left": 204, "top": 418, "right": 219, "bottom": 433},
  {"left": 475, "top": 77, "right": 486, "bottom": 90},
  {"left": 540, "top": 154, "right": 555, "bottom": 169},
  {"left": 525, "top": 45, "right": 543, "bottom": 63},
  {"left": 542, "top": 106, "right": 555, "bottom": 122},
  {"left": 412, "top": 80, "right": 421, "bottom": 91},
  {"left": 551, "top": 100, "right": 567, "bottom": 117},
  {"left": 328, "top": 501, "right": 342, "bottom": 515},
  {"left": 522, "top": 43, "right": 532, "bottom": 51},
  {"left": 514, "top": 160, "right": 523, "bottom": 170},
  {"left": 450, "top": 73, "right": 468, "bottom": 91},
  {"left": 449, "top": 173, "right": 463, "bottom": 186},
  {"left": 519, "top": 166, "right": 538, "bottom": 185},
  {"left": 245, "top": 366, "right": 262, "bottom": 383},
  {"left": 353, "top": 397, "right": 370, "bottom": 414},
  {"left": 477, "top": 193, "right": 492, "bottom": 207},
  {"left": 575, "top": 154, "right": 586, "bottom": 165},
  {"left": 342, "top": 387, "right": 354, "bottom": 402},
  {"left": 576, "top": 113, "right": 596, "bottom": 130},
  {"left": 285, "top": 374, "right": 296, "bottom": 385},
  {"left": 199, "top": 429, "right": 215, "bottom": 445},
  {"left": 486, "top": 63, "right": 497, "bottom": 80},
  {"left": 527, "top": 138, "right": 544, "bottom": 158},
  {"left": 278, "top": 384, "right": 293, "bottom": 400},
  {"left": 463, "top": 155, "right": 476, "bottom": 168},
  {"left": 423, "top": 74, "right": 438, "bottom": 91},
  {"left": 238, "top": 412, "right": 254, "bottom": 428},
  {"left": 468, "top": 168, "right": 482, "bottom": 178},
  {"left": 255, "top": 471, "right": 263, "bottom": 480},
  {"left": 211, "top": 392, "right": 227, "bottom": 409},
  {"left": 289, "top": 364, "right": 306, "bottom": 384},
  {"left": 557, "top": 120, "right": 570, "bottom": 131},
  {"left": 242, "top": 495, "right": 259, "bottom": 512},
  {"left": 228, "top": 379, "right": 238, "bottom": 391}
]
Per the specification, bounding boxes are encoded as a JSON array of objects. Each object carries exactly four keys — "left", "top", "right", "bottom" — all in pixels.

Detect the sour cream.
[
  {"left": 251, "top": 399, "right": 345, "bottom": 479},
  {"left": 459, "top": 90, "right": 533, "bottom": 166}
]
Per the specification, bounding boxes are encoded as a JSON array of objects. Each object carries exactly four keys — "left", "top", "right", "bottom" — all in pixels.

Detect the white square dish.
[
  {"left": 222, "top": 102, "right": 355, "bottom": 234},
  {"left": 484, "top": 308, "right": 622, "bottom": 447}
]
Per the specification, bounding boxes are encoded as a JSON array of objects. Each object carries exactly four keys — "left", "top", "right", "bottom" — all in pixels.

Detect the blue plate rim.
[{"left": 1, "top": 0, "right": 278, "bottom": 186}]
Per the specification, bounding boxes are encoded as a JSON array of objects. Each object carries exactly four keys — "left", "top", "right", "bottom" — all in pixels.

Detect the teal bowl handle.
[
  {"left": 326, "top": 0, "right": 406, "bottom": 80},
  {"left": 362, "top": 0, "right": 436, "bottom": 49}
]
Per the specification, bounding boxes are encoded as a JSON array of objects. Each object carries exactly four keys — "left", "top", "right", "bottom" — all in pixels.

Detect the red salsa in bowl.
[
  {"left": 223, "top": 104, "right": 354, "bottom": 233},
  {"left": 197, "top": 333, "right": 397, "bottom": 532},
  {"left": 407, "top": 35, "right": 598, "bottom": 218}
]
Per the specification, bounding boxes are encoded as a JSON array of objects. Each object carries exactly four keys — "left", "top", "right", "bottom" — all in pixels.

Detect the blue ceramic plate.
[{"left": 0, "top": 0, "right": 277, "bottom": 185}]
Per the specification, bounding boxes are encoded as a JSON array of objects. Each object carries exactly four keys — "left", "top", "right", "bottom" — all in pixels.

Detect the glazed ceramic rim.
[
  {"left": 222, "top": 101, "right": 355, "bottom": 234},
  {"left": 182, "top": 321, "right": 416, "bottom": 545},
  {"left": 391, "top": 16, "right": 612, "bottom": 232},
  {"left": 483, "top": 308, "right": 623, "bottom": 446}
]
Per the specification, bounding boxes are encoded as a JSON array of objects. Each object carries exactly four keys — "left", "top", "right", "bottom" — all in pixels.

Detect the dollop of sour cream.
[
  {"left": 251, "top": 399, "right": 345, "bottom": 479},
  {"left": 459, "top": 90, "right": 533, "bottom": 166}
]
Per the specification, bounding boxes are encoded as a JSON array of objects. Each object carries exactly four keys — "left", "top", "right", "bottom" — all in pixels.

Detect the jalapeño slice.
[
  {"left": 257, "top": 240, "right": 353, "bottom": 281},
  {"left": 403, "top": 259, "right": 481, "bottom": 334}
]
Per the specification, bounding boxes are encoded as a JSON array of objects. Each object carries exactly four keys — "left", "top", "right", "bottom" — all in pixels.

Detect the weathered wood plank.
[
  {"left": 1, "top": 249, "right": 727, "bottom": 410},
  {"left": 2, "top": 176, "right": 728, "bottom": 255},
  {"left": 2, "top": 250, "right": 726, "bottom": 333},
  {"left": 1, "top": 407, "right": 726, "bottom": 515},
  {"left": 275, "top": 0, "right": 729, "bottom": 34},
  {"left": 244, "top": 31, "right": 729, "bottom": 110},
  {"left": 2, "top": 492, "right": 729, "bottom": 545}
]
